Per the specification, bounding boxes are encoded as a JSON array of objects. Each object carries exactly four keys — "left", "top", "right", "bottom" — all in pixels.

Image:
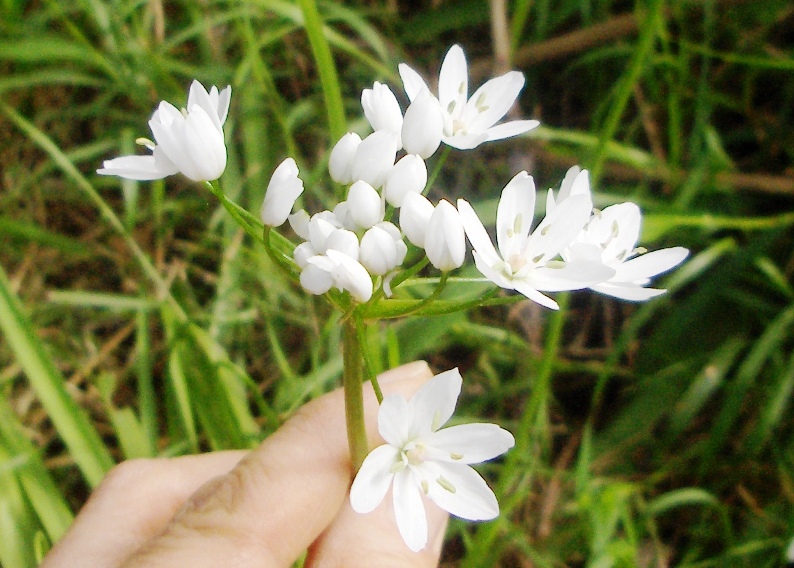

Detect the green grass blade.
[
  {"left": 0, "top": 263, "right": 114, "bottom": 487},
  {"left": 297, "top": 0, "right": 346, "bottom": 142}
]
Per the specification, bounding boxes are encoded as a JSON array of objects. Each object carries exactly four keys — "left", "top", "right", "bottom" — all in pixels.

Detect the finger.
[
  {"left": 40, "top": 451, "right": 247, "bottom": 568},
  {"left": 306, "top": 493, "right": 448, "bottom": 568},
  {"left": 121, "top": 360, "right": 434, "bottom": 568}
]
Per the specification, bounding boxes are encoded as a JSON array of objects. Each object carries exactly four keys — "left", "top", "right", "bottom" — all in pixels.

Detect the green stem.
[
  {"left": 426, "top": 145, "right": 451, "bottom": 192},
  {"left": 205, "top": 180, "right": 264, "bottom": 244},
  {"left": 343, "top": 317, "right": 369, "bottom": 472},
  {"left": 462, "top": 292, "right": 569, "bottom": 566}
]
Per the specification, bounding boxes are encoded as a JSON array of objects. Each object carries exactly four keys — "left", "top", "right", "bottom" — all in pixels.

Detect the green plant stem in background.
[
  {"left": 343, "top": 317, "right": 368, "bottom": 472},
  {"left": 297, "top": 0, "right": 346, "bottom": 145}
]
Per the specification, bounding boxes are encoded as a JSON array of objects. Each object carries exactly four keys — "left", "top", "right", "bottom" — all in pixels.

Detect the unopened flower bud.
[
  {"left": 347, "top": 180, "right": 384, "bottom": 229},
  {"left": 384, "top": 154, "right": 427, "bottom": 207},
  {"left": 400, "top": 192, "right": 435, "bottom": 248},
  {"left": 351, "top": 130, "right": 397, "bottom": 188},
  {"left": 360, "top": 223, "right": 408, "bottom": 275},
  {"left": 260, "top": 158, "right": 304, "bottom": 226},
  {"left": 362, "top": 82, "right": 403, "bottom": 140},
  {"left": 425, "top": 200, "right": 465, "bottom": 271},
  {"left": 401, "top": 89, "right": 443, "bottom": 159},
  {"left": 329, "top": 132, "right": 362, "bottom": 184}
]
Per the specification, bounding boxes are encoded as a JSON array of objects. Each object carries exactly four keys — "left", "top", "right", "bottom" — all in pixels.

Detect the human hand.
[{"left": 40, "top": 361, "right": 447, "bottom": 568}]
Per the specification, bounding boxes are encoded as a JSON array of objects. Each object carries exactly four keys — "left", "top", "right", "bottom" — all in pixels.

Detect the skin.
[{"left": 40, "top": 361, "right": 448, "bottom": 568}]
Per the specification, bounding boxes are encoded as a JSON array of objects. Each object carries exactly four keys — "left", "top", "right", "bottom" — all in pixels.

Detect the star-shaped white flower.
[
  {"left": 569, "top": 202, "right": 689, "bottom": 301},
  {"left": 98, "top": 80, "right": 230, "bottom": 182},
  {"left": 399, "top": 45, "right": 539, "bottom": 150},
  {"left": 548, "top": 166, "right": 689, "bottom": 301},
  {"left": 350, "top": 368, "right": 514, "bottom": 552},
  {"left": 458, "top": 171, "right": 614, "bottom": 309}
]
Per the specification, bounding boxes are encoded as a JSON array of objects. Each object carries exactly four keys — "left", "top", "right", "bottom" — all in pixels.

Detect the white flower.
[
  {"left": 362, "top": 82, "right": 403, "bottom": 148},
  {"left": 570, "top": 203, "right": 689, "bottom": 301},
  {"left": 384, "top": 154, "right": 427, "bottom": 207},
  {"left": 360, "top": 222, "right": 408, "bottom": 276},
  {"left": 351, "top": 130, "right": 398, "bottom": 189},
  {"left": 98, "top": 80, "right": 230, "bottom": 182},
  {"left": 457, "top": 171, "right": 614, "bottom": 309},
  {"left": 425, "top": 200, "right": 466, "bottom": 271},
  {"left": 329, "top": 132, "right": 363, "bottom": 184},
  {"left": 350, "top": 368, "right": 514, "bottom": 552},
  {"left": 399, "top": 45, "right": 538, "bottom": 150},
  {"left": 260, "top": 158, "right": 304, "bottom": 227},
  {"left": 548, "top": 167, "right": 689, "bottom": 301},
  {"left": 401, "top": 89, "right": 444, "bottom": 159},
  {"left": 399, "top": 192, "right": 435, "bottom": 248}
]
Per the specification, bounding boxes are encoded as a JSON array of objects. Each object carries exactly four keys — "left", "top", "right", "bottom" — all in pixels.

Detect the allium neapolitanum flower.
[
  {"left": 458, "top": 170, "right": 614, "bottom": 310},
  {"left": 350, "top": 368, "right": 514, "bottom": 552},
  {"left": 399, "top": 44, "right": 539, "bottom": 150},
  {"left": 547, "top": 167, "right": 690, "bottom": 300},
  {"left": 98, "top": 80, "right": 230, "bottom": 182}
]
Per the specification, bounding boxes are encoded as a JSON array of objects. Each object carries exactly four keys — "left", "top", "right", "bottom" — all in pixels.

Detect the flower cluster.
[
  {"left": 261, "top": 45, "right": 687, "bottom": 311},
  {"left": 97, "top": 44, "right": 691, "bottom": 554},
  {"left": 260, "top": 44, "right": 539, "bottom": 303}
]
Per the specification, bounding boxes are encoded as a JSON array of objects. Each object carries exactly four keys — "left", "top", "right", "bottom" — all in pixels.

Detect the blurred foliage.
[{"left": 1, "top": 0, "right": 794, "bottom": 567}]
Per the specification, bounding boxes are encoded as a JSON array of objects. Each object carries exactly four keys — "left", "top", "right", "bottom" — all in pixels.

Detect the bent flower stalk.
[{"left": 99, "top": 43, "right": 690, "bottom": 554}]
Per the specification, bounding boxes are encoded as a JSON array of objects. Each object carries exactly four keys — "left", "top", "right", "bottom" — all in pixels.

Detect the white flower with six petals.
[
  {"left": 350, "top": 368, "right": 514, "bottom": 552},
  {"left": 399, "top": 45, "right": 538, "bottom": 150}
]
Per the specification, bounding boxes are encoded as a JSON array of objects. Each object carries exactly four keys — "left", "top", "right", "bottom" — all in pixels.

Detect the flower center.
[{"left": 404, "top": 443, "right": 427, "bottom": 466}]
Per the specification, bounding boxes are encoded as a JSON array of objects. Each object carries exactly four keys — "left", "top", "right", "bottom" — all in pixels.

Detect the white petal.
[
  {"left": 613, "top": 247, "right": 689, "bottom": 282},
  {"left": 393, "top": 468, "right": 428, "bottom": 552},
  {"left": 400, "top": 192, "right": 435, "bottom": 249},
  {"left": 378, "top": 393, "right": 413, "bottom": 448},
  {"left": 526, "top": 194, "right": 592, "bottom": 263},
  {"left": 463, "top": 71, "right": 525, "bottom": 132},
  {"left": 496, "top": 171, "right": 536, "bottom": 259},
  {"left": 288, "top": 210, "right": 310, "bottom": 240},
  {"left": 425, "top": 200, "right": 466, "bottom": 271},
  {"left": 328, "top": 132, "right": 362, "bottom": 184},
  {"left": 426, "top": 423, "right": 514, "bottom": 464},
  {"left": 187, "top": 80, "right": 223, "bottom": 133},
  {"left": 483, "top": 119, "right": 539, "bottom": 143},
  {"left": 401, "top": 90, "right": 444, "bottom": 159},
  {"left": 384, "top": 154, "right": 427, "bottom": 207},
  {"left": 407, "top": 368, "right": 462, "bottom": 437},
  {"left": 362, "top": 81, "right": 403, "bottom": 136},
  {"left": 216, "top": 85, "right": 232, "bottom": 125},
  {"left": 512, "top": 280, "right": 559, "bottom": 310},
  {"left": 326, "top": 249, "right": 373, "bottom": 302},
  {"left": 471, "top": 251, "right": 512, "bottom": 290},
  {"left": 96, "top": 154, "right": 173, "bottom": 180},
  {"left": 421, "top": 461, "right": 499, "bottom": 521},
  {"left": 360, "top": 225, "right": 401, "bottom": 275},
  {"left": 181, "top": 105, "right": 227, "bottom": 180},
  {"left": 398, "top": 63, "right": 429, "bottom": 103},
  {"left": 260, "top": 157, "right": 304, "bottom": 227},
  {"left": 438, "top": 44, "right": 468, "bottom": 119},
  {"left": 442, "top": 132, "right": 489, "bottom": 150},
  {"left": 351, "top": 130, "right": 397, "bottom": 189},
  {"left": 299, "top": 263, "right": 333, "bottom": 295},
  {"left": 457, "top": 199, "right": 501, "bottom": 268},
  {"left": 529, "top": 260, "right": 615, "bottom": 292},
  {"left": 350, "top": 444, "right": 399, "bottom": 514},
  {"left": 590, "top": 282, "right": 668, "bottom": 301},
  {"left": 347, "top": 180, "right": 383, "bottom": 230},
  {"left": 325, "top": 228, "right": 360, "bottom": 261}
]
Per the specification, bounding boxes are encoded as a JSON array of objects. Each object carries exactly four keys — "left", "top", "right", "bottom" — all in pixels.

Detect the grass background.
[{"left": 1, "top": 0, "right": 794, "bottom": 566}]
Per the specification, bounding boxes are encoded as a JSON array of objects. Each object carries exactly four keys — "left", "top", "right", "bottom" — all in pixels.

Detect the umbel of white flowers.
[
  {"left": 260, "top": 44, "right": 688, "bottom": 309},
  {"left": 97, "top": 80, "right": 230, "bottom": 182}
]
